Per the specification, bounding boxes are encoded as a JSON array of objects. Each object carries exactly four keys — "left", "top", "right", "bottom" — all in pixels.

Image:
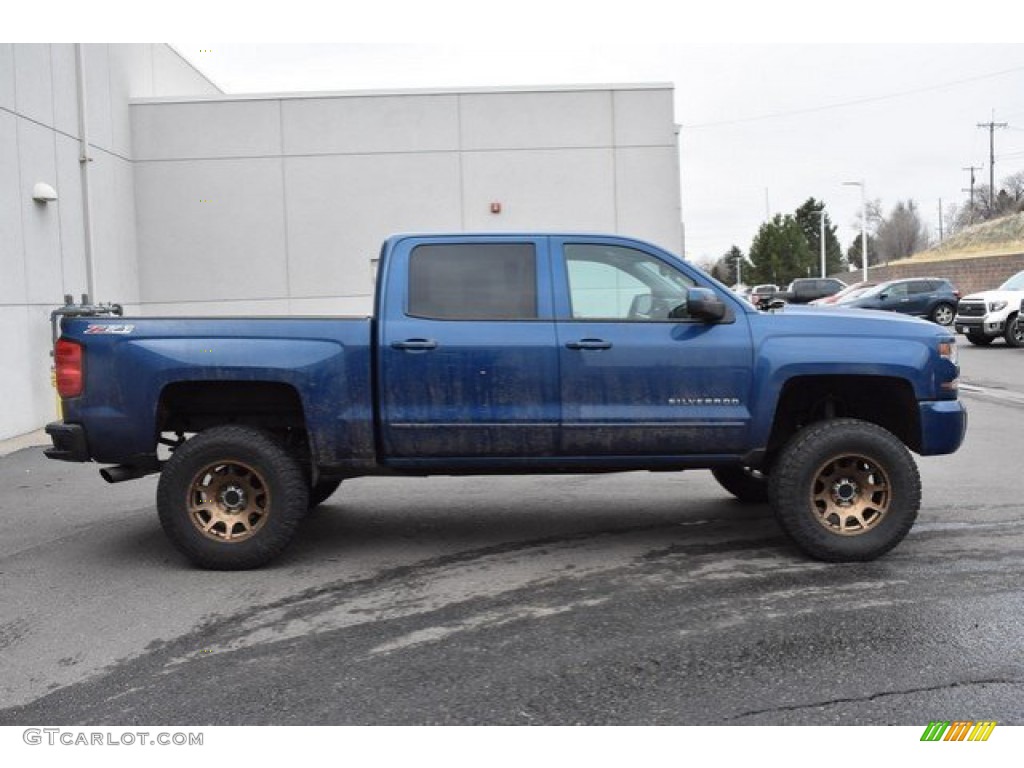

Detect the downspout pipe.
[{"left": 74, "top": 44, "right": 97, "bottom": 303}]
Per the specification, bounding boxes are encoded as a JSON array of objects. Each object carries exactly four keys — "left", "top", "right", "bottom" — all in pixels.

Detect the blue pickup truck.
[{"left": 45, "top": 233, "right": 966, "bottom": 569}]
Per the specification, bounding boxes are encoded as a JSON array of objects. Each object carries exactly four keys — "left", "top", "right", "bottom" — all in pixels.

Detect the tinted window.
[
  {"left": 408, "top": 243, "right": 538, "bottom": 320},
  {"left": 907, "top": 280, "right": 932, "bottom": 294}
]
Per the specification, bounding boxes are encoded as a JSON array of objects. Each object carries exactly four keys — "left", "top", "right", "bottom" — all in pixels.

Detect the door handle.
[
  {"left": 391, "top": 339, "right": 439, "bottom": 351},
  {"left": 565, "top": 339, "right": 613, "bottom": 350}
]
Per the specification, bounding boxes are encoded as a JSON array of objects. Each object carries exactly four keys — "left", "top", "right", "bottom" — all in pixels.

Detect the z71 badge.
[{"left": 84, "top": 324, "right": 135, "bottom": 335}]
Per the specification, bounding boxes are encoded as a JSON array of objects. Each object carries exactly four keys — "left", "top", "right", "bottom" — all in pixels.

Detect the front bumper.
[
  {"left": 44, "top": 421, "right": 90, "bottom": 462},
  {"left": 954, "top": 317, "right": 1003, "bottom": 336},
  {"left": 917, "top": 400, "right": 967, "bottom": 456}
]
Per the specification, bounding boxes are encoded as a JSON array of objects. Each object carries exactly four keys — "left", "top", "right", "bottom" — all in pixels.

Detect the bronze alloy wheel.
[
  {"left": 809, "top": 454, "right": 891, "bottom": 535},
  {"left": 187, "top": 461, "right": 270, "bottom": 543}
]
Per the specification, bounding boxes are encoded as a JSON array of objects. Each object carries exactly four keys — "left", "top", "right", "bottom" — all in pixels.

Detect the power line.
[{"left": 684, "top": 63, "right": 1024, "bottom": 129}]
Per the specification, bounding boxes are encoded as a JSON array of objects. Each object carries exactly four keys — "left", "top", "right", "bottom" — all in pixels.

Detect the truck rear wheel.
[
  {"left": 930, "top": 302, "right": 955, "bottom": 326},
  {"left": 711, "top": 466, "right": 769, "bottom": 503},
  {"left": 157, "top": 426, "right": 308, "bottom": 569},
  {"left": 769, "top": 418, "right": 920, "bottom": 561}
]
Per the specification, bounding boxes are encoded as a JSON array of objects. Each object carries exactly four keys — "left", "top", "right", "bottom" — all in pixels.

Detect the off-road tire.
[
  {"left": 711, "top": 466, "right": 769, "bottom": 503},
  {"left": 768, "top": 418, "right": 920, "bottom": 562},
  {"left": 1004, "top": 313, "right": 1024, "bottom": 348},
  {"left": 157, "top": 425, "right": 309, "bottom": 569}
]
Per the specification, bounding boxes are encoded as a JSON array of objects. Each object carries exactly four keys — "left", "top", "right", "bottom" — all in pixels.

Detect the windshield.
[{"left": 999, "top": 271, "right": 1024, "bottom": 291}]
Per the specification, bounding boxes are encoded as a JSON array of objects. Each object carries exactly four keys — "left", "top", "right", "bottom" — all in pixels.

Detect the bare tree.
[
  {"left": 876, "top": 199, "right": 928, "bottom": 262},
  {"left": 944, "top": 201, "right": 965, "bottom": 236},
  {"left": 952, "top": 171, "right": 1024, "bottom": 229},
  {"left": 1002, "top": 170, "right": 1024, "bottom": 204},
  {"left": 852, "top": 198, "right": 884, "bottom": 234}
]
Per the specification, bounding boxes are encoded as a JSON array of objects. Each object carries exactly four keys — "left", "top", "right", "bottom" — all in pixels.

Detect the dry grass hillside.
[{"left": 903, "top": 212, "right": 1024, "bottom": 264}]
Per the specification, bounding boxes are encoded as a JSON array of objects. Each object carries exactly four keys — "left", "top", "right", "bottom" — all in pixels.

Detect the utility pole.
[
  {"left": 977, "top": 115, "right": 1008, "bottom": 212},
  {"left": 962, "top": 165, "right": 982, "bottom": 224},
  {"left": 938, "top": 198, "right": 943, "bottom": 243}
]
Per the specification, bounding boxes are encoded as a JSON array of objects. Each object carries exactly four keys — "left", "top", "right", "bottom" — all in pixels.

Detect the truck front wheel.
[
  {"left": 157, "top": 426, "right": 309, "bottom": 569},
  {"left": 1004, "top": 314, "right": 1024, "bottom": 347},
  {"left": 769, "top": 419, "right": 920, "bottom": 561}
]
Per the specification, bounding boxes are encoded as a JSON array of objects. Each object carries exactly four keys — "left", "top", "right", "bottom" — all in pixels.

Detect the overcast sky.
[{"left": 171, "top": 43, "right": 1024, "bottom": 265}]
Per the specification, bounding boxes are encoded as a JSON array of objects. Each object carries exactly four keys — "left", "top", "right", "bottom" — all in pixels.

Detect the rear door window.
[{"left": 408, "top": 243, "right": 538, "bottom": 320}]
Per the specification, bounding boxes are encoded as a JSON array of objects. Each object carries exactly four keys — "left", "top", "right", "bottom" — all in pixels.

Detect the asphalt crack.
[{"left": 722, "top": 678, "right": 1024, "bottom": 722}]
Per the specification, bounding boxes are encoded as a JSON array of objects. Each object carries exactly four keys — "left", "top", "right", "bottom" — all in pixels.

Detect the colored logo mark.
[{"left": 920, "top": 721, "right": 997, "bottom": 742}]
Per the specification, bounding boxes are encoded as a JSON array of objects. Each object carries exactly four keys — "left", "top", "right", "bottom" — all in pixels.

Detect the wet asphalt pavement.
[{"left": 0, "top": 343, "right": 1022, "bottom": 725}]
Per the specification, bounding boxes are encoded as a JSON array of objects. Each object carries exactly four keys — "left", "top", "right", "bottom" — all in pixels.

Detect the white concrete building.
[{"left": 1, "top": 44, "right": 682, "bottom": 441}]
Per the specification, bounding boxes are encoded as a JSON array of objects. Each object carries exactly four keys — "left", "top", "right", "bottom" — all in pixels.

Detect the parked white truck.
[{"left": 954, "top": 269, "right": 1024, "bottom": 347}]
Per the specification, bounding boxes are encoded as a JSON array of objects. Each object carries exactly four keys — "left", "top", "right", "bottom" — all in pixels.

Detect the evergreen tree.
[
  {"left": 794, "top": 198, "right": 844, "bottom": 275},
  {"left": 748, "top": 214, "right": 812, "bottom": 285},
  {"left": 845, "top": 232, "right": 879, "bottom": 269},
  {"left": 712, "top": 245, "right": 747, "bottom": 286}
]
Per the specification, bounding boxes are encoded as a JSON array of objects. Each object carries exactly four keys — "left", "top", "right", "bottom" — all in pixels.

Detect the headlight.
[
  {"left": 990, "top": 300, "right": 1007, "bottom": 312},
  {"left": 938, "top": 338, "right": 959, "bottom": 393},
  {"left": 939, "top": 339, "right": 958, "bottom": 366}
]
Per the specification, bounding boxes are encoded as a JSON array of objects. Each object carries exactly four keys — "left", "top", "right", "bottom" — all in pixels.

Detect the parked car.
[
  {"left": 953, "top": 269, "right": 1024, "bottom": 347},
  {"left": 837, "top": 278, "right": 960, "bottom": 325},
  {"left": 810, "top": 281, "right": 877, "bottom": 306},
  {"left": 781, "top": 277, "right": 847, "bottom": 304},
  {"left": 749, "top": 283, "right": 780, "bottom": 308}
]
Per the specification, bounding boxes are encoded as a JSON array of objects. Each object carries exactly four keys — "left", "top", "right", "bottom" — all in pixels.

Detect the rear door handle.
[
  {"left": 391, "top": 339, "right": 439, "bottom": 351},
  {"left": 565, "top": 339, "right": 613, "bottom": 351}
]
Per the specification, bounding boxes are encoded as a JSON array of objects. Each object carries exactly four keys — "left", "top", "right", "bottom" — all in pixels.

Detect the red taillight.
[{"left": 55, "top": 339, "right": 83, "bottom": 398}]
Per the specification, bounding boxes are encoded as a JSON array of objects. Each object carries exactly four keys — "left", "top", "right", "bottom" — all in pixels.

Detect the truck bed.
[{"left": 56, "top": 315, "right": 375, "bottom": 467}]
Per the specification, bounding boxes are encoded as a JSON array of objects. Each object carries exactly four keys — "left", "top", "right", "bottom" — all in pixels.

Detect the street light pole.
[
  {"left": 843, "top": 180, "right": 868, "bottom": 282},
  {"left": 812, "top": 210, "right": 826, "bottom": 278}
]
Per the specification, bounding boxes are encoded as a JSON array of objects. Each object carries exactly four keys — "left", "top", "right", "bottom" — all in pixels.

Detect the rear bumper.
[
  {"left": 44, "top": 421, "right": 90, "bottom": 462},
  {"left": 917, "top": 400, "right": 967, "bottom": 456}
]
